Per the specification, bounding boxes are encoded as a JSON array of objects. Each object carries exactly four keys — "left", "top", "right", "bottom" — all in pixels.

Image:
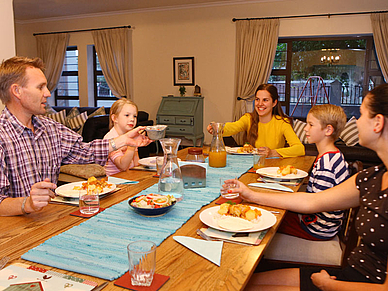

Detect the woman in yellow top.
[{"left": 208, "top": 84, "right": 305, "bottom": 158}]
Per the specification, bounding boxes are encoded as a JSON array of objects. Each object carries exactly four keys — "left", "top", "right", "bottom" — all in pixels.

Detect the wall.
[
  {"left": 14, "top": 0, "right": 388, "bottom": 144},
  {"left": 0, "top": 0, "right": 16, "bottom": 111}
]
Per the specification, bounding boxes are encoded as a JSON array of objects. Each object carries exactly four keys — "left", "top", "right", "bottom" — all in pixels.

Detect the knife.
[
  {"left": 91, "top": 282, "right": 108, "bottom": 291},
  {"left": 248, "top": 182, "right": 294, "bottom": 192}
]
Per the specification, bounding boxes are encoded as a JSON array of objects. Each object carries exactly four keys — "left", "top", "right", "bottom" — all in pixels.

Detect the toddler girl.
[{"left": 104, "top": 98, "right": 140, "bottom": 175}]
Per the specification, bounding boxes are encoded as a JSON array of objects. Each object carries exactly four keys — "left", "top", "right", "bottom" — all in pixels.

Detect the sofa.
[{"left": 52, "top": 106, "right": 154, "bottom": 158}]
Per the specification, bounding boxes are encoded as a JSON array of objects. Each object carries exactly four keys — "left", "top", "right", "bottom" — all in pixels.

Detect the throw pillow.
[
  {"left": 47, "top": 109, "right": 66, "bottom": 125},
  {"left": 340, "top": 116, "right": 359, "bottom": 146},
  {"left": 293, "top": 119, "right": 308, "bottom": 144},
  {"left": 67, "top": 111, "right": 88, "bottom": 131}
]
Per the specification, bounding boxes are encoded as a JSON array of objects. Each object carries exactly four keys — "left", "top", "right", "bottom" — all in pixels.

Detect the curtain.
[
  {"left": 35, "top": 33, "right": 69, "bottom": 92},
  {"left": 92, "top": 28, "right": 131, "bottom": 99},
  {"left": 371, "top": 13, "right": 388, "bottom": 82},
  {"left": 233, "top": 19, "right": 279, "bottom": 144}
]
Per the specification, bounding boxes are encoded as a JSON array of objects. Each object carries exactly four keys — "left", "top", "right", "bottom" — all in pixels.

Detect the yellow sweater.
[{"left": 223, "top": 114, "right": 305, "bottom": 158}]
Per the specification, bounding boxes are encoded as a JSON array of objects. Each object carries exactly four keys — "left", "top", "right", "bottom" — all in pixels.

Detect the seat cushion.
[{"left": 264, "top": 233, "right": 343, "bottom": 266}]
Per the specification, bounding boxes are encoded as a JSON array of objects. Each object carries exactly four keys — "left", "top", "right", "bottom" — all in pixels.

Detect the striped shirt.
[
  {"left": 0, "top": 107, "right": 109, "bottom": 202},
  {"left": 300, "top": 150, "right": 350, "bottom": 239}
]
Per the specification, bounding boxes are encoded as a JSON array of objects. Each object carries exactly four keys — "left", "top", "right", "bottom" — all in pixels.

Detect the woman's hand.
[
  {"left": 207, "top": 123, "right": 215, "bottom": 135},
  {"left": 311, "top": 269, "right": 336, "bottom": 290},
  {"left": 223, "top": 180, "right": 257, "bottom": 202},
  {"left": 258, "top": 147, "right": 280, "bottom": 158}
]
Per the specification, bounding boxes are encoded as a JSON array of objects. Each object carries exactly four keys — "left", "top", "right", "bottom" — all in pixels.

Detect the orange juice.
[{"left": 209, "top": 151, "right": 227, "bottom": 168}]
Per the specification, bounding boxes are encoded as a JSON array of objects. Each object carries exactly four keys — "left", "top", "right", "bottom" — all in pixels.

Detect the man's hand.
[{"left": 26, "top": 178, "right": 57, "bottom": 213}]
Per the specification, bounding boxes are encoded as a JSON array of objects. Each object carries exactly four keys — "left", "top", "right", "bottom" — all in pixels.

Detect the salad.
[{"left": 131, "top": 194, "right": 176, "bottom": 209}]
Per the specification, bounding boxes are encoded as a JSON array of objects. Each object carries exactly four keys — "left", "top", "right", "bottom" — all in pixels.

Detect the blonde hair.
[
  {"left": 308, "top": 104, "right": 347, "bottom": 140},
  {"left": 0, "top": 56, "right": 45, "bottom": 104},
  {"left": 109, "top": 98, "right": 138, "bottom": 129}
]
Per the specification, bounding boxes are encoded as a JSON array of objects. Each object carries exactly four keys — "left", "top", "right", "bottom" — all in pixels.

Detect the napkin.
[
  {"left": 248, "top": 183, "right": 294, "bottom": 192},
  {"left": 173, "top": 236, "right": 223, "bottom": 266},
  {"left": 107, "top": 177, "right": 139, "bottom": 185}
]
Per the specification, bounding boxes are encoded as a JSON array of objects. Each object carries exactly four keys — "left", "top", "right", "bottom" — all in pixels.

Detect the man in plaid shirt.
[{"left": 0, "top": 56, "right": 150, "bottom": 216}]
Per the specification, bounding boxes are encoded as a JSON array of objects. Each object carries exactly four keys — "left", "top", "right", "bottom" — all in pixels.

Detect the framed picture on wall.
[{"left": 173, "top": 57, "right": 195, "bottom": 86}]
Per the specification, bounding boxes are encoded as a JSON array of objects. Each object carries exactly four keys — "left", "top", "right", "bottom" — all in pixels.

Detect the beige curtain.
[
  {"left": 35, "top": 33, "right": 69, "bottom": 92},
  {"left": 371, "top": 13, "right": 388, "bottom": 82},
  {"left": 233, "top": 19, "right": 279, "bottom": 144},
  {"left": 92, "top": 28, "right": 131, "bottom": 99}
]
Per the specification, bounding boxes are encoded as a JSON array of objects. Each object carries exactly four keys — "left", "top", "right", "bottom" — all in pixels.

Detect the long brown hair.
[{"left": 246, "top": 84, "right": 290, "bottom": 145}]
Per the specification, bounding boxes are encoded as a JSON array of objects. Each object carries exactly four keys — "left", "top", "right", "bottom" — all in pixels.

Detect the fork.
[
  {"left": 0, "top": 256, "right": 10, "bottom": 270},
  {"left": 196, "top": 229, "right": 251, "bottom": 246}
]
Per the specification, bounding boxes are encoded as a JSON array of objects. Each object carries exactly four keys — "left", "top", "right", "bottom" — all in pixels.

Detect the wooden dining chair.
[{"left": 262, "top": 206, "right": 359, "bottom": 268}]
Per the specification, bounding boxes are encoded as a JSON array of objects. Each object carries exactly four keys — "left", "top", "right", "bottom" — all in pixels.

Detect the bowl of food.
[
  {"left": 145, "top": 125, "right": 167, "bottom": 140},
  {"left": 128, "top": 194, "right": 177, "bottom": 217}
]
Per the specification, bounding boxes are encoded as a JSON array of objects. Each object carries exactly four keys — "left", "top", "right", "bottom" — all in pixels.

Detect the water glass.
[
  {"left": 127, "top": 240, "right": 156, "bottom": 287},
  {"left": 79, "top": 189, "right": 99, "bottom": 215},
  {"left": 220, "top": 177, "right": 239, "bottom": 199}
]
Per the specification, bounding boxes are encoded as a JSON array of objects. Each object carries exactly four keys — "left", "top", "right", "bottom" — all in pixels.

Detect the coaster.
[
  {"left": 114, "top": 272, "right": 169, "bottom": 291},
  {"left": 248, "top": 167, "right": 257, "bottom": 173},
  {"left": 69, "top": 208, "right": 105, "bottom": 218},
  {"left": 152, "top": 174, "right": 160, "bottom": 178},
  {"left": 215, "top": 196, "right": 243, "bottom": 204}
]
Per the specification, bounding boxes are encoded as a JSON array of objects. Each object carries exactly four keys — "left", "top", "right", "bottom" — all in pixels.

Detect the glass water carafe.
[
  {"left": 158, "top": 138, "right": 184, "bottom": 200},
  {"left": 209, "top": 122, "right": 227, "bottom": 168}
]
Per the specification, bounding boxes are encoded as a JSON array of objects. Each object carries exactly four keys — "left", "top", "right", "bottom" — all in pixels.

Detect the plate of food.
[
  {"left": 128, "top": 194, "right": 177, "bottom": 217},
  {"left": 55, "top": 177, "right": 116, "bottom": 198},
  {"left": 199, "top": 203, "right": 276, "bottom": 233},
  {"left": 226, "top": 144, "right": 255, "bottom": 155},
  {"left": 256, "top": 165, "right": 308, "bottom": 180}
]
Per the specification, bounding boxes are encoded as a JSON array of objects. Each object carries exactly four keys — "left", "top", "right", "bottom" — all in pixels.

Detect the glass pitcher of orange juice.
[{"left": 209, "top": 122, "right": 227, "bottom": 168}]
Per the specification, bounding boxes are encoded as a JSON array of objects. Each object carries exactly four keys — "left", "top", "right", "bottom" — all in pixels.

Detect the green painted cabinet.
[{"left": 156, "top": 96, "right": 204, "bottom": 146}]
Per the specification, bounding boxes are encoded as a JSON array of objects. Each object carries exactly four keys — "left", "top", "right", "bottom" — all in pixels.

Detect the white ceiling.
[{"left": 13, "top": 0, "right": 271, "bottom": 21}]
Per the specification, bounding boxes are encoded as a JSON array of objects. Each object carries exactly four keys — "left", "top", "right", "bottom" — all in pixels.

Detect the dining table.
[{"left": 0, "top": 147, "right": 315, "bottom": 291}]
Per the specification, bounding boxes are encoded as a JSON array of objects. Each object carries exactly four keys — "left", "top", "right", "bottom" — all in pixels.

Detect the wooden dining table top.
[{"left": 0, "top": 148, "right": 315, "bottom": 291}]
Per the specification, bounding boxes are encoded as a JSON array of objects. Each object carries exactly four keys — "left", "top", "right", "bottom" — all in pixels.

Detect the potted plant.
[{"left": 179, "top": 86, "right": 186, "bottom": 97}]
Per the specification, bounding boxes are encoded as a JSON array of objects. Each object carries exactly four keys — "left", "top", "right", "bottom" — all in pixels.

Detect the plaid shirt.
[{"left": 0, "top": 107, "right": 109, "bottom": 202}]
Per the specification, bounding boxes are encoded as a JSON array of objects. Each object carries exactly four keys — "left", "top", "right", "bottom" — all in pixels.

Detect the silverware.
[
  {"left": 196, "top": 229, "right": 252, "bottom": 246},
  {"left": 0, "top": 256, "right": 10, "bottom": 270},
  {"left": 91, "top": 281, "right": 108, "bottom": 291}
]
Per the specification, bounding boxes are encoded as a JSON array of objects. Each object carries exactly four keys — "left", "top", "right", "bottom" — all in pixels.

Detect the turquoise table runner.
[{"left": 22, "top": 155, "right": 253, "bottom": 280}]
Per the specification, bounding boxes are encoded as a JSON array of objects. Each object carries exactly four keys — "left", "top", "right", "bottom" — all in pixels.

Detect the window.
[
  {"left": 93, "top": 47, "right": 118, "bottom": 107},
  {"left": 268, "top": 36, "right": 385, "bottom": 118},
  {"left": 54, "top": 46, "right": 79, "bottom": 106}
]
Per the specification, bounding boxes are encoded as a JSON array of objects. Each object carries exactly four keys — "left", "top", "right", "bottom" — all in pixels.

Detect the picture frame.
[{"left": 173, "top": 57, "right": 195, "bottom": 86}]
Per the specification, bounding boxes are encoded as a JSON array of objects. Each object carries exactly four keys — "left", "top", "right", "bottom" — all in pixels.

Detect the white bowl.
[{"left": 145, "top": 125, "right": 167, "bottom": 140}]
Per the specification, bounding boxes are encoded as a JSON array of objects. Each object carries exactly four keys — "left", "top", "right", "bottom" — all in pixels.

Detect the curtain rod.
[
  {"left": 33, "top": 25, "right": 131, "bottom": 36},
  {"left": 232, "top": 10, "right": 388, "bottom": 22}
]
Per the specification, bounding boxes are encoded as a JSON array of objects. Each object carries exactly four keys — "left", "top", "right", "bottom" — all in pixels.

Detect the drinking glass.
[
  {"left": 79, "top": 188, "right": 99, "bottom": 215},
  {"left": 127, "top": 240, "right": 156, "bottom": 287},
  {"left": 220, "top": 177, "right": 239, "bottom": 199},
  {"left": 253, "top": 151, "right": 265, "bottom": 170}
]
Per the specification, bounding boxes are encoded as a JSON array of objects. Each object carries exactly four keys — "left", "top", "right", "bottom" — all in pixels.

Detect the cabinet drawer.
[
  {"left": 175, "top": 117, "right": 193, "bottom": 125},
  {"left": 166, "top": 125, "right": 195, "bottom": 135},
  {"left": 157, "top": 116, "right": 175, "bottom": 124}
]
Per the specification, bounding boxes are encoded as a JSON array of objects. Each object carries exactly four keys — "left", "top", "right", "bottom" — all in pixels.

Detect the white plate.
[
  {"left": 256, "top": 167, "right": 308, "bottom": 180},
  {"left": 138, "top": 157, "right": 158, "bottom": 168},
  {"left": 225, "top": 146, "right": 253, "bottom": 155},
  {"left": 55, "top": 181, "right": 116, "bottom": 198},
  {"left": 138, "top": 157, "right": 181, "bottom": 168},
  {"left": 199, "top": 206, "right": 277, "bottom": 233}
]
